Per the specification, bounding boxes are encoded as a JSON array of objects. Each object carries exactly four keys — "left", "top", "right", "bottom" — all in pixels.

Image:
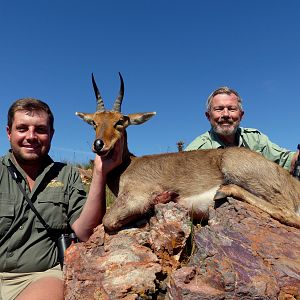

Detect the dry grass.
[{"left": 77, "top": 163, "right": 116, "bottom": 208}]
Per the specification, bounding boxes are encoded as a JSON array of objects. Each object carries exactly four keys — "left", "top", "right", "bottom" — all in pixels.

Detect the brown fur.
[{"left": 103, "top": 147, "right": 300, "bottom": 231}]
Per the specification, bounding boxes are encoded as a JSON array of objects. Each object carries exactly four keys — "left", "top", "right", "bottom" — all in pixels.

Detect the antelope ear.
[
  {"left": 127, "top": 112, "right": 156, "bottom": 125},
  {"left": 75, "top": 112, "right": 95, "bottom": 126}
]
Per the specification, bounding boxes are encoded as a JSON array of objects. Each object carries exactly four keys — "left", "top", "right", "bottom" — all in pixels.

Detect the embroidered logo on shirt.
[{"left": 47, "top": 179, "right": 64, "bottom": 188}]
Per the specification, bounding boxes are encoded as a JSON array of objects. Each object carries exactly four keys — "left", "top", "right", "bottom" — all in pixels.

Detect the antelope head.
[{"left": 76, "top": 73, "right": 156, "bottom": 157}]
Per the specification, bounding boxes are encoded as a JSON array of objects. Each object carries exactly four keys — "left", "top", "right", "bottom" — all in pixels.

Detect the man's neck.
[
  {"left": 11, "top": 155, "right": 41, "bottom": 181},
  {"left": 218, "top": 134, "right": 238, "bottom": 146}
]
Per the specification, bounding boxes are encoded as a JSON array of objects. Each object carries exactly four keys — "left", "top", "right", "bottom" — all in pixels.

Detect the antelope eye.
[{"left": 115, "top": 119, "right": 124, "bottom": 127}]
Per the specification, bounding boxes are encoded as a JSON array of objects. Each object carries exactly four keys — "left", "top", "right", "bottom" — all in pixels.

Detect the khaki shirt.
[
  {"left": 0, "top": 151, "right": 86, "bottom": 272},
  {"left": 185, "top": 127, "right": 295, "bottom": 170}
]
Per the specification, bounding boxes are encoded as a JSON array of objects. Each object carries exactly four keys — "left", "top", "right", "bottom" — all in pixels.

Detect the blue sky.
[{"left": 0, "top": 1, "right": 299, "bottom": 163}]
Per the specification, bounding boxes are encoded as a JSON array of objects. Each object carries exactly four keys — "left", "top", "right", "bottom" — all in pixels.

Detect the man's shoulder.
[
  {"left": 0, "top": 156, "right": 4, "bottom": 174},
  {"left": 185, "top": 132, "right": 214, "bottom": 150},
  {"left": 239, "top": 127, "right": 273, "bottom": 150},
  {"left": 0, "top": 153, "right": 10, "bottom": 170},
  {"left": 0, "top": 152, "right": 10, "bottom": 163}
]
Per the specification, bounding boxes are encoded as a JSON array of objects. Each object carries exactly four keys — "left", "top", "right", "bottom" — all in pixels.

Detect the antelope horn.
[
  {"left": 112, "top": 72, "right": 124, "bottom": 112},
  {"left": 92, "top": 73, "right": 106, "bottom": 112}
]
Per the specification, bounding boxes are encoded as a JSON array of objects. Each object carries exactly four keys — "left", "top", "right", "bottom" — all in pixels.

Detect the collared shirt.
[
  {"left": 185, "top": 127, "right": 295, "bottom": 170},
  {"left": 0, "top": 151, "right": 86, "bottom": 272}
]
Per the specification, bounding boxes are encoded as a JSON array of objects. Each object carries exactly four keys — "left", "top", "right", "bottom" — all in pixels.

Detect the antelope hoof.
[{"left": 214, "top": 190, "right": 228, "bottom": 201}]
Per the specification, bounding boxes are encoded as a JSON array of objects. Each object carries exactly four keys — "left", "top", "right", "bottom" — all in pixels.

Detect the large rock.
[
  {"left": 168, "top": 198, "right": 300, "bottom": 299},
  {"left": 64, "top": 199, "right": 300, "bottom": 299},
  {"left": 64, "top": 202, "right": 191, "bottom": 299}
]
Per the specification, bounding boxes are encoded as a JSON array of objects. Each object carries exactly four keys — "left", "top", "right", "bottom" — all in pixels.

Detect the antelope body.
[{"left": 76, "top": 74, "right": 300, "bottom": 231}]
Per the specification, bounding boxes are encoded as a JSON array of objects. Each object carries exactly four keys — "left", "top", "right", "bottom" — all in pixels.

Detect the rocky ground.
[{"left": 64, "top": 198, "right": 300, "bottom": 299}]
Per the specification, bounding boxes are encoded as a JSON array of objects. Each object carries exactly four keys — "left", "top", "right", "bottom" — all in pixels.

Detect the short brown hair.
[
  {"left": 7, "top": 98, "right": 54, "bottom": 131},
  {"left": 206, "top": 86, "right": 243, "bottom": 111}
]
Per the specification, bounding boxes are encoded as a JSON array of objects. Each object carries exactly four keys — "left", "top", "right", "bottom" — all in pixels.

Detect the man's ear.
[
  {"left": 6, "top": 126, "right": 11, "bottom": 141},
  {"left": 240, "top": 110, "right": 245, "bottom": 120},
  {"left": 205, "top": 111, "right": 210, "bottom": 121},
  {"left": 50, "top": 129, "right": 55, "bottom": 141}
]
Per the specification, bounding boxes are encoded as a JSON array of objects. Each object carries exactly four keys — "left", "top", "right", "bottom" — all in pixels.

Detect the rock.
[
  {"left": 64, "top": 198, "right": 300, "bottom": 299},
  {"left": 64, "top": 202, "right": 191, "bottom": 299},
  {"left": 167, "top": 198, "right": 300, "bottom": 299}
]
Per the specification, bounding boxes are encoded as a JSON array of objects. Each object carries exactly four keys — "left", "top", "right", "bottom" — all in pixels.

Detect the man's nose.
[
  {"left": 27, "top": 130, "right": 37, "bottom": 139},
  {"left": 221, "top": 108, "right": 230, "bottom": 117}
]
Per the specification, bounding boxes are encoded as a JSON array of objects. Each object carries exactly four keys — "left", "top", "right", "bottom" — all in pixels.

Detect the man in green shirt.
[
  {"left": 0, "top": 98, "right": 123, "bottom": 300},
  {"left": 185, "top": 86, "right": 298, "bottom": 172}
]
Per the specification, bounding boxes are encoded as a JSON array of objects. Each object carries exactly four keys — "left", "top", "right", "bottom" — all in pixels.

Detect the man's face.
[
  {"left": 6, "top": 110, "right": 54, "bottom": 165},
  {"left": 205, "top": 93, "right": 244, "bottom": 136}
]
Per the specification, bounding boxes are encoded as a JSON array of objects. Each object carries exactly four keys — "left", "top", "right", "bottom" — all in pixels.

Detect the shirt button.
[
  {"left": 8, "top": 252, "right": 14, "bottom": 257},
  {"left": 19, "top": 226, "right": 24, "bottom": 230}
]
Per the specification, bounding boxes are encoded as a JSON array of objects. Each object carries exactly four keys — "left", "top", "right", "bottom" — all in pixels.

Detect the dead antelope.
[{"left": 76, "top": 73, "right": 300, "bottom": 231}]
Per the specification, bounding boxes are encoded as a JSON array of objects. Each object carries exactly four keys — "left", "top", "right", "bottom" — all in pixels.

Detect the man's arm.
[
  {"left": 290, "top": 150, "right": 300, "bottom": 174},
  {"left": 71, "top": 137, "right": 123, "bottom": 241}
]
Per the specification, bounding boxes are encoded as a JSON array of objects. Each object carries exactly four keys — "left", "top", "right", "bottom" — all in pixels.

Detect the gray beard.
[{"left": 212, "top": 124, "right": 238, "bottom": 136}]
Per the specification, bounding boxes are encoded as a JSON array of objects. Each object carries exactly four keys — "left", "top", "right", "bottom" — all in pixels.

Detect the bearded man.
[{"left": 185, "top": 87, "right": 298, "bottom": 172}]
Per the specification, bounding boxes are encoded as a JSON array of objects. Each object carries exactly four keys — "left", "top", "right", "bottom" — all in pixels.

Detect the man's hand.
[
  {"left": 290, "top": 150, "right": 300, "bottom": 175},
  {"left": 93, "top": 135, "right": 124, "bottom": 176}
]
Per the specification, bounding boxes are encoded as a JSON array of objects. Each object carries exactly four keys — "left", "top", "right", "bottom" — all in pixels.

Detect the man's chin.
[
  {"left": 214, "top": 126, "right": 237, "bottom": 136},
  {"left": 15, "top": 152, "right": 46, "bottom": 165}
]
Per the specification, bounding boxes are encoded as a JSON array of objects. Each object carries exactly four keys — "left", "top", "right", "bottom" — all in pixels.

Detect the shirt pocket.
[
  {"left": 0, "top": 202, "right": 14, "bottom": 236},
  {"left": 35, "top": 190, "right": 68, "bottom": 231}
]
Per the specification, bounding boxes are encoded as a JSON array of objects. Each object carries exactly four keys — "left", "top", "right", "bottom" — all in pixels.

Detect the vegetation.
[{"left": 76, "top": 159, "right": 116, "bottom": 208}]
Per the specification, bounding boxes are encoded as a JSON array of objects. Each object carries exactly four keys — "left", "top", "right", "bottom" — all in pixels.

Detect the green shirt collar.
[{"left": 209, "top": 127, "right": 247, "bottom": 148}]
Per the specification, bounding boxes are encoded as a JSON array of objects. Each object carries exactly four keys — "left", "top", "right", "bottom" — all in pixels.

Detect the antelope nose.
[{"left": 94, "top": 139, "right": 104, "bottom": 152}]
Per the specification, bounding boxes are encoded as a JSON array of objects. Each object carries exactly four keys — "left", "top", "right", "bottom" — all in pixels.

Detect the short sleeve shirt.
[
  {"left": 185, "top": 127, "right": 295, "bottom": 170},
  {"left": 0, "top": 151, "right": 86, "bottom": 272}
]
